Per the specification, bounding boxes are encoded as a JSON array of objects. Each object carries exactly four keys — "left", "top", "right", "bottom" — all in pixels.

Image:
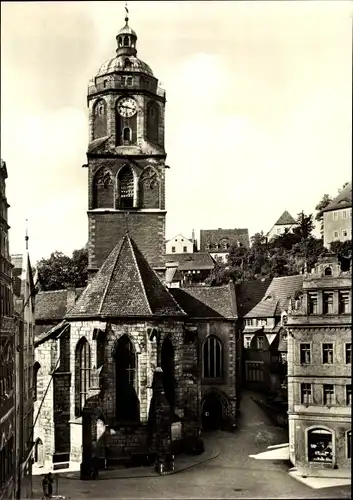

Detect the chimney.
[
  {"left": 165, "top": 261, "right": 179, "bottom": 288},
  {"left": 66, "top": 286, "right": 77, "bottom": 312}
]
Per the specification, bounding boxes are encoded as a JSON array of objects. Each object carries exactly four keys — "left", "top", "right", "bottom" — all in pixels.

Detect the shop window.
[
  {"left": 308, "top": 428, "right": 333, "bottom": 463},
  {"left": 322, "top": 343, "right": 333, "bottom": 364},
  {"left": 203, "top": 336, "right": 223, "bottom": 379}
]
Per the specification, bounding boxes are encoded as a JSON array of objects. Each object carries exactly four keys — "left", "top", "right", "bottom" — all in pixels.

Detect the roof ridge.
[
  {"left": 37, "top": 289, "right": 67, "bottom": 294},
  {"left": 98, "top": 237, "right": 125, "bottom": 314},
  {"left": 128, "top": 237, "right": 153, "bottom": 315}
]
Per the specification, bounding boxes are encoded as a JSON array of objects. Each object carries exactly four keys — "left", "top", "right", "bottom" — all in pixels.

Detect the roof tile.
[
  {"left": 323, "top": 182, "right": 352, "bottom": 212},
  {"left": 274, "top": 210, "right": 297, "bottom": 226},
  {"left": 170, "top": 284, "right": 236, "bottom": 318}
]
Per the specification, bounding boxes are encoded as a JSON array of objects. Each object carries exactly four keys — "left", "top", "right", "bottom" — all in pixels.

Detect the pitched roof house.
[{"left": 267, "top": 210, "right": 297, "bottom": 240}]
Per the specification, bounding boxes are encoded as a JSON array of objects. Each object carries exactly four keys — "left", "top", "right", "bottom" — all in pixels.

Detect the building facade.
[
  {"left": 287, "top": 254, "right": 351, "bottom": 476},
  {"left": 0, "top": 159, "right": 15, "bottom": 500},
  {"left": 86, "top": 15, "right": 167, "bottom": 278},
  {"left": 322, "top": 182, "right": 352, "bottom": 248},
  {"left": 12, "top": 252, "right": 36, "bottom": 499},
  {"left": 200, "top": 228, "right": 249, "bottom": 263},
  {"left": 266, "top": 210, "right": 297, "bottom": 241},
  {"left": 166, "top": 234, "right": 195, "bottom": 255}
]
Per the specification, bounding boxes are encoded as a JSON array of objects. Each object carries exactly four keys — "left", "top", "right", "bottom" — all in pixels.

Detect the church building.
[{"left": 33, "top": 13, "right": 240, "bottom": 472}]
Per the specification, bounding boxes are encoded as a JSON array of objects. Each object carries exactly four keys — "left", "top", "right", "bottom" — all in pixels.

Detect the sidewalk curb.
[{"left": 59, "top": 451, "right": 220, "bottom": 481}]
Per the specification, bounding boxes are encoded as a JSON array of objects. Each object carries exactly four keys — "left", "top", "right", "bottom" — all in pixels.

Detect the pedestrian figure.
[{"left": 42, "top": 472, "right": 54, "bottom": 499}]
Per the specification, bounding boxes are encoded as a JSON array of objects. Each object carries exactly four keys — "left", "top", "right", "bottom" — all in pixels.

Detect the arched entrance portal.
[{"left": 202, "top": 393, "right": 224, "bottom": 432}]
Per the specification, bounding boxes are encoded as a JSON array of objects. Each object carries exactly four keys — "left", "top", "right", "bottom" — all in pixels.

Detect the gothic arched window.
[
  {"left": 114, "top": 335, "right": 139, "bottom": 422},
  {"left": 33, "top": 362, "right": 41, "bottom": 402},
  {"left": 93, "top": 168, "right": 114, "bottom": 209},
  {"left": 203, "top": 336, "right": 223, "bottom": 379},
  {"left": 75, "top": 338, "right": 91, "bottom": 417},
  {"left": 118, "top": 165, "right": 134, "bottom": 208},
  {"left": 93, "top": 99, "right": 107, "bottom": 139},
  {"left": 161, "top": 337, "right": 175, "bottom": 410},
  {"left": 139, "top": 167, "right": 160, "bottom": 209},
  {"left": 146, "top": 101, "right": 159, "bottom": 144}
]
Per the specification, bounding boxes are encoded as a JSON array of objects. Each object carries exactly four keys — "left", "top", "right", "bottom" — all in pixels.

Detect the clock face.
[{"left": 117, "top": 97, "right": 137, "bottom": 118}]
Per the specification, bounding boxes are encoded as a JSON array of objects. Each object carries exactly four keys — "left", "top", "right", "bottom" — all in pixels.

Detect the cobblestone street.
[{"left": 32, "top": 392, "right": 351, "bottom": 499}]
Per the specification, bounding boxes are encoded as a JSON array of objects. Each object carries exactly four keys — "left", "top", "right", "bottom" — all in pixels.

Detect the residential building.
[
  {"left": 238, "top": 275, "right": 304, "bottom": 392},
  {"left": 158, "top": 253, "right": 214, "bottom": 286},
  {"left": 12, "top": 251, "right": 36, "bottom": 499},
  {"left": 267, "top": 210, "right": 297, "bottom": 240},
  {"left": 200, "top": 228, "right": 249, "bottom": 263},
  {"left": 0, "top": 159, "right": 15, "bottom": 500},
  {"left": 166, "top": 233, "right": 196, "bottom": 254},
  {"left": 322, "top": 182, "right": 352, "bottom": 248},
  {"left": 287, "top": 253, "right": 351, "bottom": 476}
]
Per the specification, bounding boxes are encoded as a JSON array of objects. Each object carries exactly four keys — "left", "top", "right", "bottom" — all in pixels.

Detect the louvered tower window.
[{"left": 118, "top": 166, "right": 134, "bottom": 208}]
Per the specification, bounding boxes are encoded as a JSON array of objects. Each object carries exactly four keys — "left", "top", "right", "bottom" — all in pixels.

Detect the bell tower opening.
[{"left": 117, "top": 165, "right": 134, "bottom": 208}]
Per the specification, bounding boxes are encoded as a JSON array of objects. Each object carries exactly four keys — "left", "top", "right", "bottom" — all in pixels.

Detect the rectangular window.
[
  {"left": 323, "top": 384, "right": 335, "bottom": 405},
  {"left": 301, "top": 383, "right": 312, "bottom": 404},
  {"left": 257, "top": 336, "right": 264, "bottom": 349},
  {"left": 244, "top": 336, "right": 252, "bottom": 349},
  {"left": 346, "top": 385, "right": 352, "bottom": 406},
  {"left": 277, "top": 228, "right": 281, "bottom": 235},
  {"left": 322, "top": 343, "right": 334, "bottom": 364},
  {"left": 256, "top": 318, "right": 267, "bottom": 327},
  {"left": 183, "top": 246, "right": 187, "bottom": 252},
  {"left": 171, "top": 246, "right": 176, "bottom": 253},
  {"left": 342, "top": 210, "right": 347, "bottom": 219},
  {"left": 350, "top": 208, "right": 352, "bottom": 218},
  {"left": 333, "top": 211, "right": 338, "bottom": 220},
  {"left": 346, "top": 343, "right": 352, "bottom": 364},
  {"left": 308, "top": 293, "right": 318, "bottom": 314},
  {"left": 347, "top": 431, "right": 352, "bottom": 459},
  {"left": 300, "top": 343, "right": 311, "bottom": 364},
  {"left": 323, "top": 292, "right": 334, "bottom": 314},
  {"left": 334, "top": 231, "right": 339, "bottom": 238},
  {"left": 343, "top": 230, "right": 348, "bottom": 237},
  {"left": 339, "top": 292, "right": 350, "bottom": 314},
  {"left": 245, "top": 319, "right": 253, "bottom": 326}
]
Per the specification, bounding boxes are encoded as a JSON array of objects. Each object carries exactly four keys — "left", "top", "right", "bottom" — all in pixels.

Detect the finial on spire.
[
  {"left": 125, "top": 0, "right": 129, "bottom": 24},
  {"left": 25, "top": 219, "right": 29, "bottom": 251}
]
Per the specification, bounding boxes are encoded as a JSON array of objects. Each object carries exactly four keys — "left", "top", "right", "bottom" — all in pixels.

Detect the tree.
[
  {"left": 36, "top": 248, "right": 88, "bottom": 291},
  {"left": 294, "top": 211, "right": 315, "bottom": 241},
  {"left": 315, "top": 194, "right": 332, "bottom": 237}
]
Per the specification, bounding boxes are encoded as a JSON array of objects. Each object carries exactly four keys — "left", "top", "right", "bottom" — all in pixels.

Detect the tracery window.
[
  {"left": 75, "top": 338, "right": 91, "bottom": 417},
  {"left": 203, "top": 336, "right": 223, "bottom": 379},
  {"left": 33, "top": 362, "right": 40, "bottom": 401},
  {"left": 114, "top": 335, "right": 139, "bottom": 422}
]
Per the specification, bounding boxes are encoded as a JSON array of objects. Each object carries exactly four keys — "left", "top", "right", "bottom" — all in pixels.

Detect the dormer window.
[
  {"left": 282, "top": 315, "right": 288, "bottom": 325},
  {"left": 324, "top": 267, "right": 332, "bottom": 276}
]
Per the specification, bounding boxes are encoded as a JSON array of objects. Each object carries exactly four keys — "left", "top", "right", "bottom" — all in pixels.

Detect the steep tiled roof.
[
  {"left": 170, "top": 283, "right": 236, "bottom": 318},
  {"left": 200, "top": 229, "right": 250, "bottom": 251},
  {"left": 235, "top": 279, "right": 271, "bottom": 317},
  {"left": 274, "top": 210, "right": 297, "bottom": 226},
  {"left": 35, "top": 288, "right": 85, "bottom": 321},
  {"left": 245, "top": 275, "right": 304, "bottom": 318},
  {"left": 162, "top": 252, "right": 214, "bottom": 271},
  {"left": 35, "top": 321, "right": 69, "bottom": 347},
  {"left": 265, "top": 275, "right": 304, "bottom": 315},
  {"left": 66, "top": 235, "right": 186, "bottom": 319},
  {"left": 322, "top": 182, "right": 352, "bottom": 213}
]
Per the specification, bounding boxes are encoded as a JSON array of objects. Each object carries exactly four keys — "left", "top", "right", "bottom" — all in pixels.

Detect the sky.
[{"left": 1, "top": 1, "right": 352, "bottom": 264}]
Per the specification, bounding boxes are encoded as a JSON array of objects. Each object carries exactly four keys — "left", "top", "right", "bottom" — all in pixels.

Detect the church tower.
[{"left": 86, "top": 11, "right": 167, "bottom": 277}]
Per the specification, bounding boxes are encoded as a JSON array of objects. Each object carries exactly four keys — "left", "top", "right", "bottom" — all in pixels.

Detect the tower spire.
[
  {"left": 125, "top": 0, "right": 129, "bottom": 24},
  {"left": 25, "top": 219, "right": 29, "bottom": 251}
]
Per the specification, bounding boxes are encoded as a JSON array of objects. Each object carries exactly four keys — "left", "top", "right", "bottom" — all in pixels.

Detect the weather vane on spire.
[{"left": 125, "top": 0, "right": 129, "bottom": 23}]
